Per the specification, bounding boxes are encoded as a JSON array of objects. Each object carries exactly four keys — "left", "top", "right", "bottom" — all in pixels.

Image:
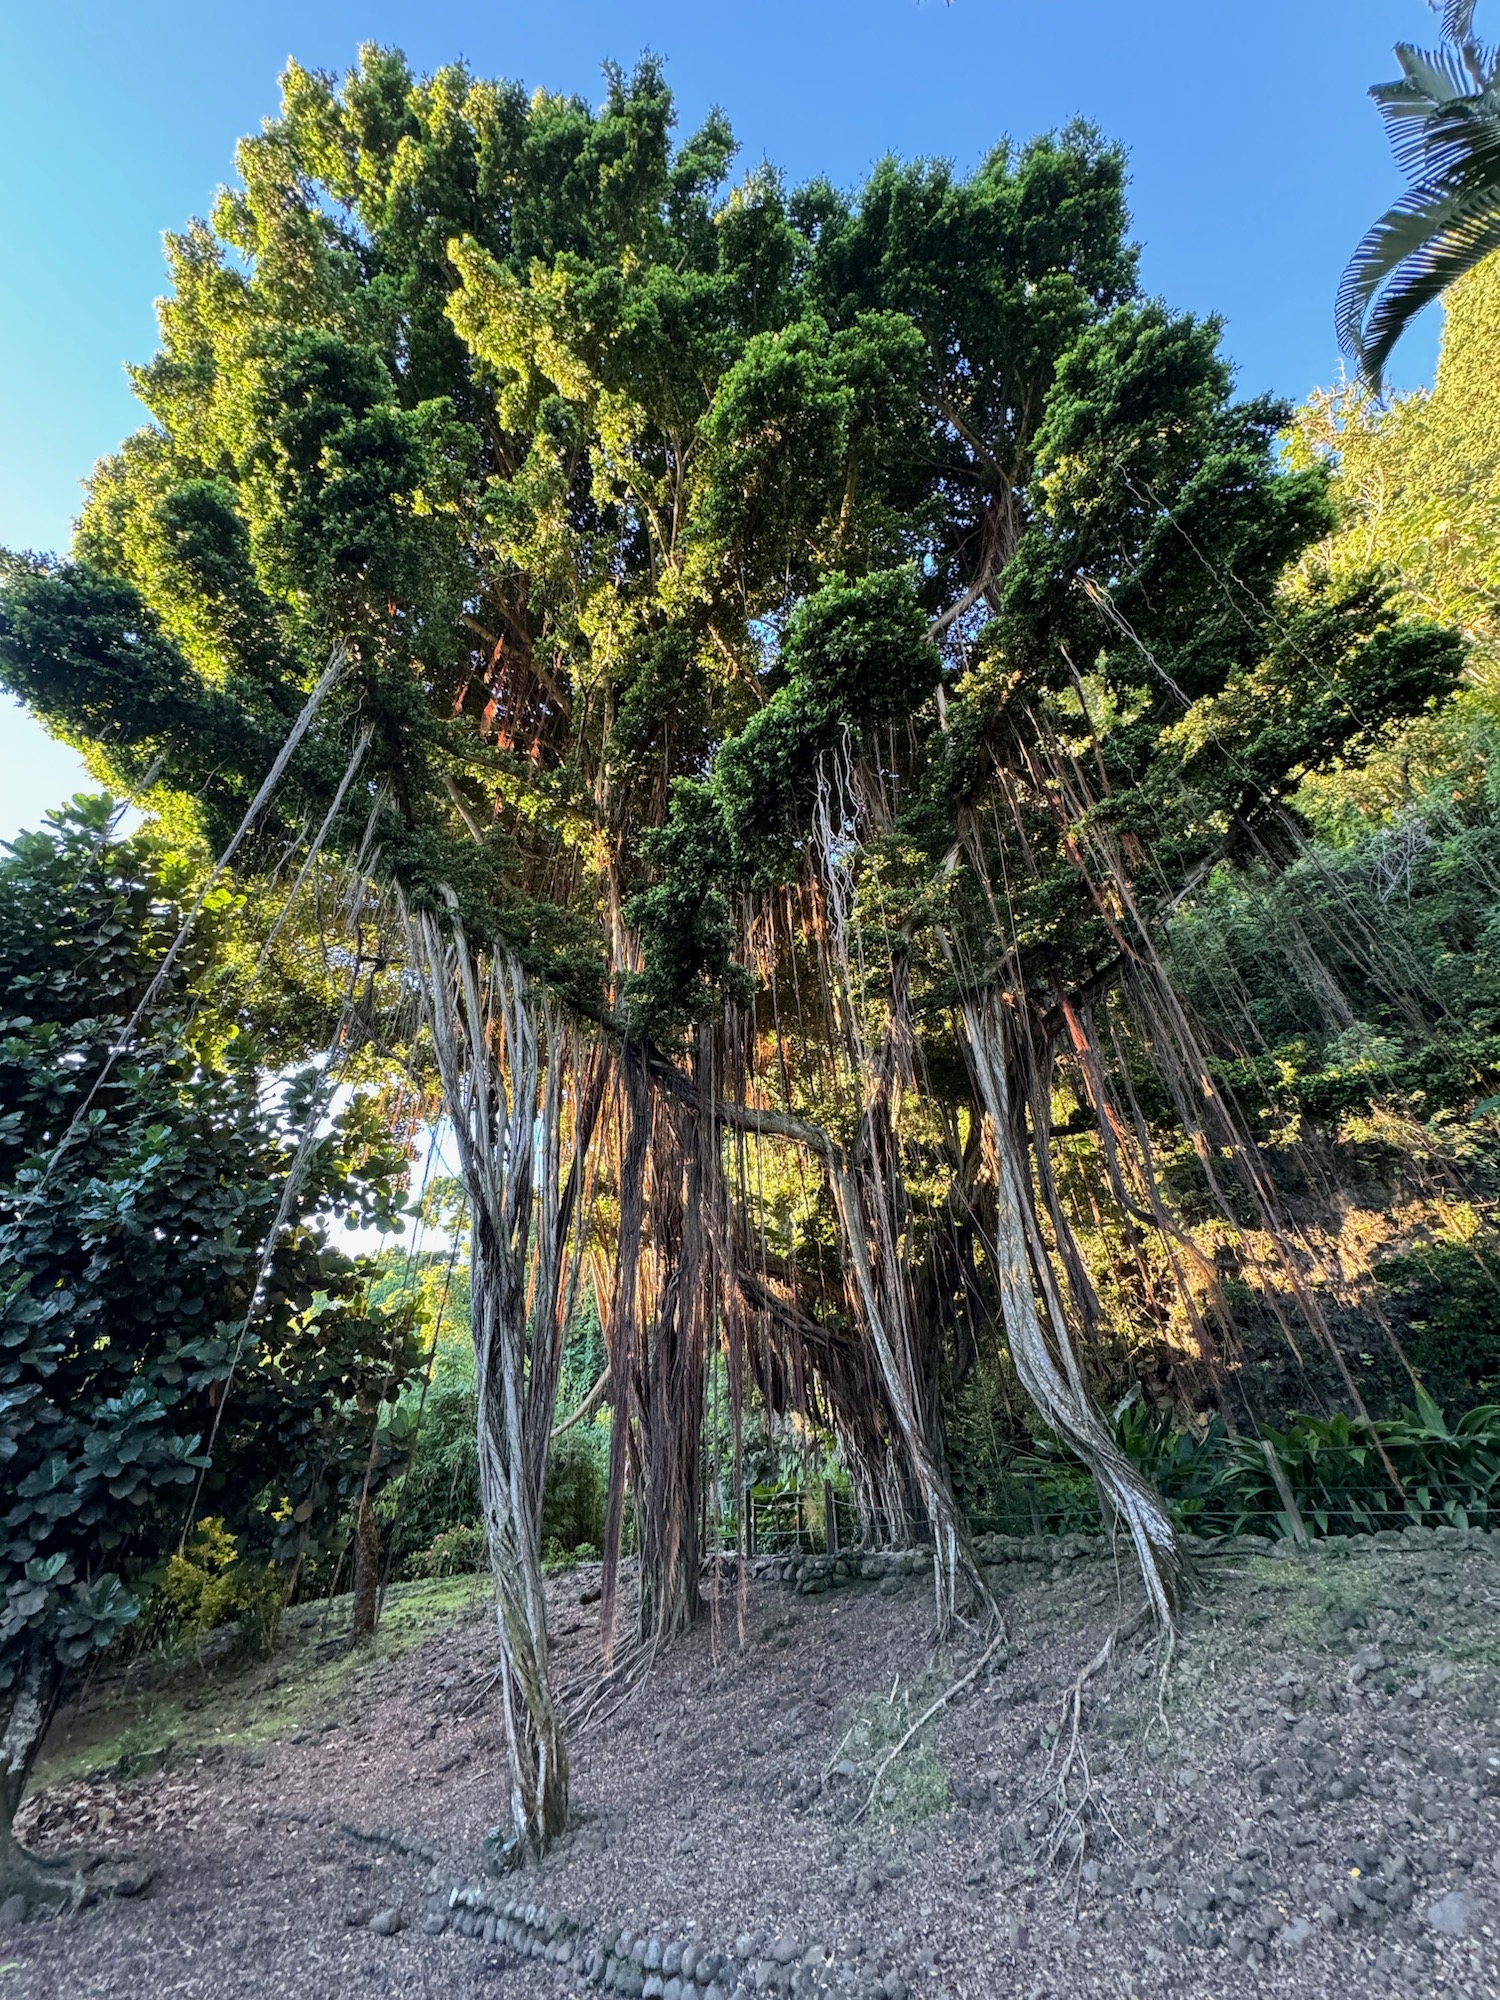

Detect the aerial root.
[
  {"left": 1035, "top": 1603, "right": 1164, "bottom": 1878},
  {"left": 560, "top": 1636, "right": 657, "bottom": 1738}
]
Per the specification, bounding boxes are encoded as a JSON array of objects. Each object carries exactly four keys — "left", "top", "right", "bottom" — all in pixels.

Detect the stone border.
[
  {"left": 420, "top": 1878, "right": 857, "bottom": 1999},
  {"left": 739, "top": 1521, "right": 1498, "bottom": 1595}
]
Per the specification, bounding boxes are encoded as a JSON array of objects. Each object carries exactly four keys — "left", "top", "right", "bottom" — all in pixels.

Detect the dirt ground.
[{"left": 3, "top": 1529, "right": 1498, "bottom": 2000}]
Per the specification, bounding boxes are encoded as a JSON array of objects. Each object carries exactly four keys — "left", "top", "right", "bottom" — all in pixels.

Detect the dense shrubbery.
[
  {"left": 1375, "top": 1240, "right": 1500, "bottom": 1412},
  {"left": 541, "top": 1429, "right": 608, "bottom": 1558},
  {"left": 950, "top": 1386, "right": 1500, "bottom": 1544},
  {"left": 405, "top": 1523, "right": 487, "bottom": 1580}
]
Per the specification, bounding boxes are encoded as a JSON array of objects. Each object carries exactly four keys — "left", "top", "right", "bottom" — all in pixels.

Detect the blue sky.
[{"left": 0, "top": 0, "right": 1450, "bottom": 841}]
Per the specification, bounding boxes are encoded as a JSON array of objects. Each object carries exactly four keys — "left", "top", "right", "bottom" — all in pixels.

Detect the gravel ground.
[{"left": 3, "top": 1529, "right": 1498, "bottom": 2000}]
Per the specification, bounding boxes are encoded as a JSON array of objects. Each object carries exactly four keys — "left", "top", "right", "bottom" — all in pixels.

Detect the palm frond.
[
  {"left": 1394, "top": 38, "right": 1478, "bottom": 106},
  {"left": 1442, "top": 1, "right": 1481, "bottom": 58},
  {"left": 1418, "top": 94, "right": 1500, "bottom": 186},
  {"left": 1341, "top": 184, "right": 1500, "bottom": 390},
  {"left": 1337, "top": 181, "right": 1473, "bottom": 358},
  {"left": 1342, "top": 2, "right": 1500, "bottom": 388}
]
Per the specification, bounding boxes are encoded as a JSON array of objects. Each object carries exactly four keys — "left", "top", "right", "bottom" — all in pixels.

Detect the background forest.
[{"left": 3, "top": 12, "right": 1500, "bottom": 1878}]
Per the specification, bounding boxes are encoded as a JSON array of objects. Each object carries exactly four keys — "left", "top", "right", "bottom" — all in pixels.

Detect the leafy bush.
[
  {"left": 541, "top": 1426, "right": 607, "bottom": 1554},
  {"left": 380, "top": 1372, "right": 483, "bottom": 1558},
  {"left": 155, "top": 1518, "right": 281, "bottom": 1654},
  {"left": 381, "top": 1285, "right": 610, "bottom": 1573},
  {"left": 405, "top": 1523, "right": 487, "bottom": 1579},
  {"left": 0, "top": 802, "right": 420, "bottom": 1741},
  {"left": 1375, "top": 1241, "right": 1500, "bottom": 1414},
  {"left": 956, "top": 1382, "right": 1500, "bottom": 1545},
  {"left": 1215, "top": 1390, "right": 1500, "bottom": 1537}
]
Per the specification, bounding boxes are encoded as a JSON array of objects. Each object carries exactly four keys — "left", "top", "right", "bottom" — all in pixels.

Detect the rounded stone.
[
  {"left": 369, "top": 1908, "right": 403, "bottom": 1937},
  {"left": 664, "top": 1982, "right": 684, "bottom": 2000},
  {"left": 680, "top": 1945, "right": 699, "bottom": 1980},
  {"left": 1426, "top": 1889, "right": 1480, "bottom": 1937}
]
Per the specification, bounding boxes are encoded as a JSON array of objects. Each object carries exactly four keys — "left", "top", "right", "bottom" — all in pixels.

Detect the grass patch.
[
  {"left": 835, "top": 1673, "right": 953, "bottom": 1826},
  {"left": 33, "top": 1574, "right": 491, "bottom": 1791}
]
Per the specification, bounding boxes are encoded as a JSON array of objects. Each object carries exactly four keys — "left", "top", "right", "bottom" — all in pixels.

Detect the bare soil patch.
[{"left": 2, "top": 1533, "right": 1498, "bottom": 2000}]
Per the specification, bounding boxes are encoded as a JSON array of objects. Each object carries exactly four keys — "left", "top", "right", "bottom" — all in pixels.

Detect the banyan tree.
[{"left": 0, "top": 49, "right": 1463, "bottom": 1849}]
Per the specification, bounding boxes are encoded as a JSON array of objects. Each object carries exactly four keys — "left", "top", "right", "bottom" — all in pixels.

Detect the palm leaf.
[
  {"left": 1337, "top": 179, "right": 1476, "bottom": 361},
  {"left": 1342, "top": 3, "right": 1500, "bottom": 388},
  {"left": 1418, "top": 94, "right": 1500, "bottom": 187},
  {"left": 1353, "top": 191, "right": 1500, "bottom": 388},
  {"left": 1444, "top": 1, "right": 1478, "bottom": 45},
  {"left": 1394, "top": 39, "right": 1478, "bottom": 106}
]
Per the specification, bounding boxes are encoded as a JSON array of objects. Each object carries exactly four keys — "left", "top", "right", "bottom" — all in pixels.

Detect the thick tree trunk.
[
  {"left": 350, "top": 1490, "right": 379, "bottom": 1641},
  {"left": 802, "top": 774, "right": 996, "bottom": 1633},
  {"left": 826, "top": 1159, "right": 996, "bottom": 1633},
  {"left": 0, "top": 1644, "right": 77, "bottom": 1913},
  {"left": 635, "top": 1083, "right": 710, "bottom": 1645}
]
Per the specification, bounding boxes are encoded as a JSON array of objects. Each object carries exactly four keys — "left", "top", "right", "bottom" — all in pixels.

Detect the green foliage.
[
  {"left": 379, "top": 1368, "right": 482, "bottom": 1558},
  {"left": 380, "top": 1277, "right": 609, "bottom": 1567},
  {"left": 1215, "top": 1392, "right": 1500, "bottom": 1537},
  {"left": 835, "top": 1672, "right": 952, "bottom": 1825},
  {"left": 404, "top": 1522, "right": 487, "bottom": 1579},
  {"left": 541, "top": 1427, "right": 607, "bottom": 1555},
  {"left": 1166, "top": 572, "right": 1463, "bottom": 798},
  {"left": 156, "top": 1518, "right": 282, "bottom": 1655},
  {"left": 627, "top": 567, "right": 939, "bottom": 1031},
  {"left": 947, "top": 1369, "right": 1500, "bottom": 1543},
  {"left": 1291, "top": 247, "right": 1500, "bottom": 833},
  {"left": 1, "top": 54, "right": 1440, "bottom": 1040},
  {"left": 0, "top": 801, "right": 421, "bottom": 1693},
  {"left": 1376, "top": 1239, "right": 1500, "bottom": 1408}
]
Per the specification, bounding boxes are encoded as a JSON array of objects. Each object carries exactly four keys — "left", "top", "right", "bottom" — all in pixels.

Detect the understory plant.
[
  {"left": 1216, "top": 1391, "right": 1500, "bottom": 1538},
  {"left": 0, "top": 803, "right": 420, "bottom": 1909}
]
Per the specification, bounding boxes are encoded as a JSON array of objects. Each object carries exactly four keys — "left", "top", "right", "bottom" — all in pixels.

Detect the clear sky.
[{"left": 0, "top": 0, "right": 1450, "bottom": 843}]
